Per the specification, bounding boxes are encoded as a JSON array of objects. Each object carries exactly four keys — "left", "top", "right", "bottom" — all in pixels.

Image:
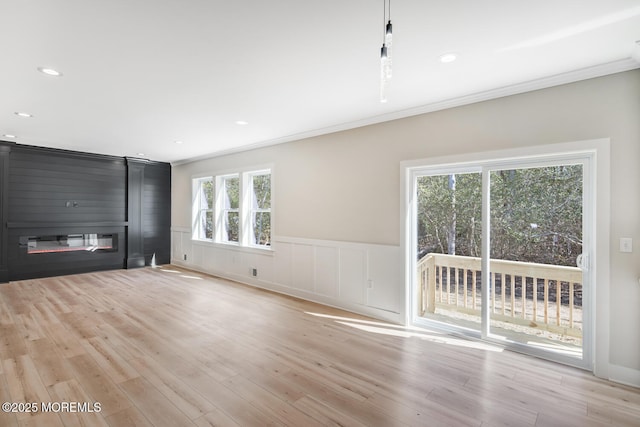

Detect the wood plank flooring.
[{"left": 0, "top": 266, "right": 638, "bottom": 426}]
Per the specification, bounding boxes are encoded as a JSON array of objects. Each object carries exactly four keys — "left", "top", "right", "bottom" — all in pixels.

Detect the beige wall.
[{"left": 172, "top": 70, "right": 640, "bottom": 377}]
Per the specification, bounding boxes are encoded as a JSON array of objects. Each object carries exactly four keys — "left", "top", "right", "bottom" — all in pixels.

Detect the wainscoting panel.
[
  {"left": 366, "top": 245, "right": 402, "bottom": 313},
  {"left": 192, "top": 242, "right": 204, "bottom": 269},
  {"left": 291, "top": 243, "right": 315, "bottom": 292},
  {"left": 274, "top": 241, "right": 293, "bottom": 288},
  {"left": 171, "top": 230, "right": 404, "bottom": 323},
  {"left": 314, "top": 246, "right": 339, "bottom": 298},
  {"left": 250, "top": 249, "right": 275, "bottom": 284},
  {"left": 339, "top": 247, "right": 366, "bottom": 304}
]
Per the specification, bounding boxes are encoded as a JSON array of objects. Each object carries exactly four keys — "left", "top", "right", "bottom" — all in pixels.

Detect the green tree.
[{"left": 417, "top": 165, "right": 582, "bottom": 267}]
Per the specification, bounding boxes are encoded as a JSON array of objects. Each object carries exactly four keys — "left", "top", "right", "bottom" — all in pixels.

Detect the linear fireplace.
[
  {"left": 20, "top": 234, "right": 118, "bottom": 254},
  {"left": 0, "top": 141, "right": 170, "bottom": 282}
]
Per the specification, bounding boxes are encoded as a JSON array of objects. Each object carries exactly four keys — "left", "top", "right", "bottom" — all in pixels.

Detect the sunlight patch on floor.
[
  {"left": 305, "top": 311, "right": 422, "bottom": 331},
  {"left": 305, "top": 311, "right": 503, "bottom": 352},
  {"left": 525, "top": 339, "right": 582, "bottom": 357},
  {"left": 158, "top": 268, "right": 203, "bottom": 280},
  {"left": 337, "top": 321, "right": 503, "bottom": 352}
]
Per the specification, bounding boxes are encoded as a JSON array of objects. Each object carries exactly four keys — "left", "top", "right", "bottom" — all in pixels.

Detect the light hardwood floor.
[{"left": 0, "top": 266, "right": 638, "bottom": 426}]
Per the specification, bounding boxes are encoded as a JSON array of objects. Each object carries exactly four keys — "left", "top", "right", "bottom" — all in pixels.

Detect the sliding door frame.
[{"left": 402, "top": 139, "right": 609, "bottom": 373}]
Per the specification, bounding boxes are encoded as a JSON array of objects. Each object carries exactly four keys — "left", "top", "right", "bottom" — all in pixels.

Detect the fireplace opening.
[{"left": 20, "top": 234, "right": 118, "bottom": 254}]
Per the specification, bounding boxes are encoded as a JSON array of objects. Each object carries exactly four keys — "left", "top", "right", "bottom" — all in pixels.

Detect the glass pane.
[
  {"left": 203, "top": 179, "right": 214, "bottom": 209},
  {"left": 225, "top": 211, "right": 239, "bottom": 242},
  {"left": 198, "top": 179, "right": 213, "bottom": 209},
  {"left": 198, "top": 209, "right": 213, "bottom": 240},
  {"left": 252, "top": 174, "right": 271, "bottom": 210},
  {"left": 489, "top": 165, "right": 583, "bottom": 358},
  {"left": 253, "top": 212, "right": 271, "bottom": 245},
  {"left": 225, "top": 177, "right": 240, "bottom": 209},
  {"left": 205, "top": 210, "right": 213, "bottom": 239},
  {"left": 416, "top": 172, "right": 482, "bottom": 330}
]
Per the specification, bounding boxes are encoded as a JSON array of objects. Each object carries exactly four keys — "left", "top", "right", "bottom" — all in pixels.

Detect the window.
[
  {"left": 193, "top": 169, "right": 271, "bottom": 248},
  {"left": 219, "top": 174, "right": 240, "bottom": 243},
  {"left": 249, "top": 171, "right": 271, "bottom": 246},
  {"left": 193, "top": 177, "right": 213, "bottom": 240}
]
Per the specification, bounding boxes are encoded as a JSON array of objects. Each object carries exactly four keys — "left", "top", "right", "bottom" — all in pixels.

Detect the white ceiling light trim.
[
  {"left": 14, "top": 112, "right": 33, "bottom": 118},
  {"left": 37, "top": 67, "right": 63, "bottom": 77},
  {"left": 439, "top": 53, "right": 458, "bottom": 63}
]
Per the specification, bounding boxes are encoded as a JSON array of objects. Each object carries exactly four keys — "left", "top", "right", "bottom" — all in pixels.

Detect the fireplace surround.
[
  {"left": 21, "top": 233, "right": 117, "bottom": 254},
  {"left": 0, "top": 141, "right": 170, "bottom": 282}
]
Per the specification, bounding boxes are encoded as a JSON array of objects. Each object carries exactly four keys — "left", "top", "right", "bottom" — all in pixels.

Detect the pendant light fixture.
[{"left": 380, "top": 0, "right": 393, "bottom": 103}]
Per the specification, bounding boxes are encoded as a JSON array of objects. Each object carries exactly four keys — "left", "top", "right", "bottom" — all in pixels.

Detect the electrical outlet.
[
  {"left": 620, "top": 237, "right": 633, "bottom": 253},
  {"left": 251, "top": 268, "right": 258, "bottom": 277},
  {"left": 183, "top": 254, "right": 187, "bottom": 261}
]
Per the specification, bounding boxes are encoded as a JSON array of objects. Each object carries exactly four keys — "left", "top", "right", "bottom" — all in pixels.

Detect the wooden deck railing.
[{"left": 417, "top": 253, "right": 583, "bottom": 338}]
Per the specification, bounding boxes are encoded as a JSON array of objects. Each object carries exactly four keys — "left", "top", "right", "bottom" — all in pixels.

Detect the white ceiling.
[{"left": 1, "top": 0, "right": 639, "bottom": 164}]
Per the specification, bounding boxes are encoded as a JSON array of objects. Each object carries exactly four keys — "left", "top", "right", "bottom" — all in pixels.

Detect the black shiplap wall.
[
  {"left": 2, "top": 144, "right": 171, "bottom": 281},
  {"left": 143, "top": 162, "right": 171, "bottom": 265},
  {"left": 0, "top": 144, "right": 11, "bottom": 282},
  {"left": 7, "top": 147, "right": 127, "bottom": 280},
  {"left": 8, "top": 148, "right": 126, "bottom": 223}
]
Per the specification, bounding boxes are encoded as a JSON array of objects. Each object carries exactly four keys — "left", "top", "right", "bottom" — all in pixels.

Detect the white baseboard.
[
  {"left": 170, "top": 259, "right": 403, "bottom": 324},
  {"left": 171, "top": 260, "right": 403, "bottom": 324},
  {"left": 171, "top": 231, "right": 404, "bottom": 316},
  {"left": 608, "top": 364, "right": 640, "bottom": 388}
]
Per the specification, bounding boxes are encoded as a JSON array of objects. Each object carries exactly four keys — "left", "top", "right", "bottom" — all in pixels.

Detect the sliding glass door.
[
  {"left": 412, "top": 154, "right": 592, "bottom": 367},
  {"left": 488, "top": 164, "right": 584, "bottom": 358},
  {"left": 416, "top": 171, "right": 483, "bottom": 332}
]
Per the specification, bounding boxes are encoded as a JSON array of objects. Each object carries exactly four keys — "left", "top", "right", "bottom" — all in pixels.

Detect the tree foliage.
[
  {"left": 417, "top": 165, "right": 582, "bottom": 267},
  {"left": 252, "top": 174, "right": 271, "bottom": 245}
]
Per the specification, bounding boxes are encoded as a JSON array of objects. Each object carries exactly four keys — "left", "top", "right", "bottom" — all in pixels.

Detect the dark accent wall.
[
  {"left": 0, "top": 141, "right": 171, "bottom": 282},
  {"left": 126, "top": 158, "right": 146, "bottom": 268},
  {"left": 0, "top": 143, "right": 11, "bottom": 282},
  {"left": 143, "top": 162, "right": 171, "bottom": 265}
]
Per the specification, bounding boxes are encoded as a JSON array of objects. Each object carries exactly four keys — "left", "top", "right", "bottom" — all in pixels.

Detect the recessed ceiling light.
[
  {"left": 14, "top": 112, "right": 33, "bottom": 118},
  {"left": 3, "top": 134, "right": 16, "bottom": 139},
  {"left": 235, "top": 120, "right": 249, "bottom": 125},
  {"left": 37, "top": 67, "right": 63, "bottom": 77},
  {"left": 136, "top": 152, "right": 145, "bottom": 157},
  {"left": 439, "top": 53, "right": 458, "bottom": 63},
  {"left": 174, "top": 140, "right": 183, "bottom": 144}
]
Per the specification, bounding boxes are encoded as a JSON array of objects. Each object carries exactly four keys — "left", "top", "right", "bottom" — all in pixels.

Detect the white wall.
[{"left": 171, "top": 70, "right": 640, "bottom": 385}]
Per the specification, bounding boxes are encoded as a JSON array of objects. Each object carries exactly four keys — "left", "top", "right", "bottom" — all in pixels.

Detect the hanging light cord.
[
  {"left": 380, "top": 0, "right": 392, "bottom": 103},
  {"left": 389, "top": 0, "right": 391, "bottom": 21},
  {"left": 382, "top": 0, "right": 386, "bottom": 43}
]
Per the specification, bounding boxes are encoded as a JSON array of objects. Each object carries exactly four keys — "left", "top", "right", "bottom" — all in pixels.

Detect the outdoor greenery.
[
  {"left": 417, "top": 165, "right": 583, "bottom": 267},
  {"left": 252, "top": 174, "right": 271, "bottom": 245},
  {"left": 200, "top": 179, "right": 214, "bottom": 239},
  {"left": 224, "top": 176, "right": 240, "bottom": 242}
]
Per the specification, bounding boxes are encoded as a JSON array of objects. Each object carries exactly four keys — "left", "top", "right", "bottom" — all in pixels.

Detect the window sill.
[{"left": 191, "top": 239, "right": 274, "bottom": 255}]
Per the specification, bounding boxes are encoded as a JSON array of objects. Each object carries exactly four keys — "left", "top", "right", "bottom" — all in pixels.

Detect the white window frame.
[
  {"left": 216, "top": 174, "right": 240, "bottom": 244},
  {"left": 244, "top": 169, "right": 272, "bottom": 248},
  {"left": 192, "top": 176, "right": 214, "bottom": 241},
  {"left": 192, "top": 167, "right": 271, "bottom": 250}
]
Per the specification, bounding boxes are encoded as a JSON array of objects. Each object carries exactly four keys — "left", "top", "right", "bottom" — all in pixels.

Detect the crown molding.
[{"left": 173, "top": 58, "right": 640, "bottom": 166}]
